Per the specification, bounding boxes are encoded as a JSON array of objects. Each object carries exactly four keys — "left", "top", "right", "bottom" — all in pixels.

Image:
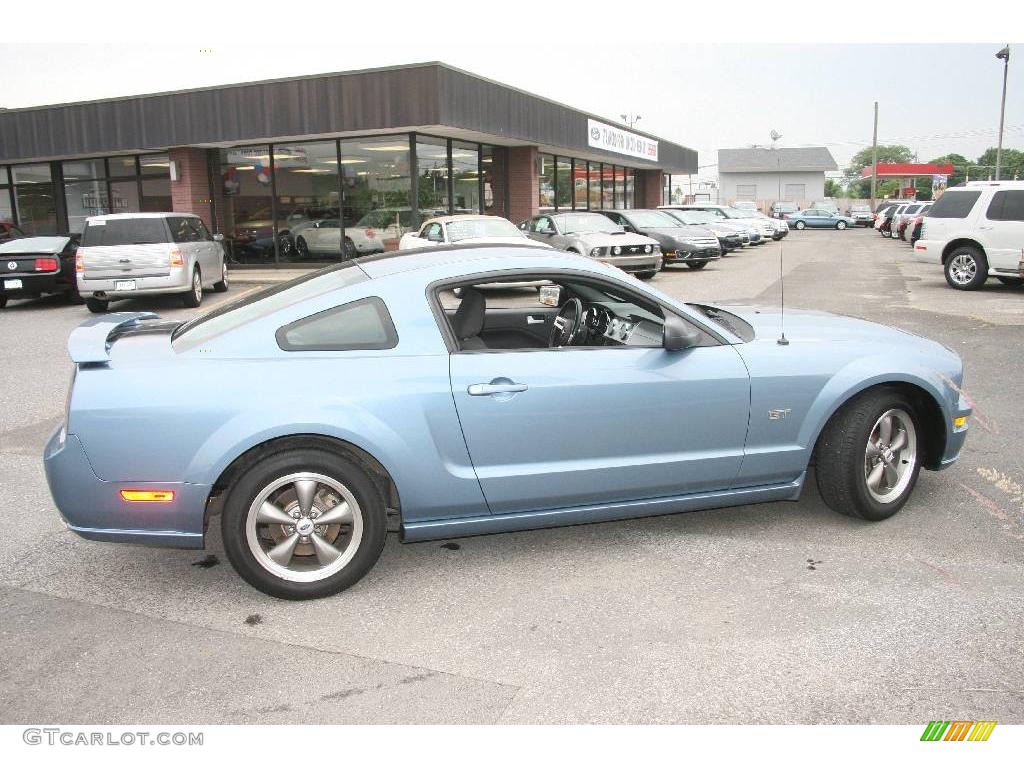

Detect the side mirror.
[
  {"left": 213, "top": 233, "right": 225, "bottom": 242},
  {"left": 663, "top": 314, "right": 700, "bottom": 351}
]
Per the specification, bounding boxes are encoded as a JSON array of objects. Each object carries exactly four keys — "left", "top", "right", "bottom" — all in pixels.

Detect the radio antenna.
[{"left": 777, "top": 234, "right": 789, "bottom": 346}]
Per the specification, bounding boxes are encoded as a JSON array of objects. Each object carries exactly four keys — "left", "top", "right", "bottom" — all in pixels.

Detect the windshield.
[
  {"left": 625, "top": 211, "right": 681, "bottom": 228},
  {"left": 446, "top": 218, "right": 524, "bottom": 241},
  {"left": 722, "top": 208, "right": 756, "bottom": 219},
  {"left": 556, "top": 213, "right": 622, "bottom": 234},
  {"left": 663, "top": 209, "right": 714, "bottom": 226},
  {"left": 850, "top": 204, "right": 871, "bottom": 212}
]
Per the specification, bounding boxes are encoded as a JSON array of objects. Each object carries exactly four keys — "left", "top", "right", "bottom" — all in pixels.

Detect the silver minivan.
[{"left": 77, "top": 213, "right": 227, "bottom": 313}]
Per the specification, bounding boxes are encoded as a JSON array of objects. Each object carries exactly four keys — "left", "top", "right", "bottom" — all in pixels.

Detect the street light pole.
[
  {"left": 870, "top": 101, "right": 879, "bottom": 209},
  {"left": 995, "top": 46, "right": 1010, "bottom": 180}
]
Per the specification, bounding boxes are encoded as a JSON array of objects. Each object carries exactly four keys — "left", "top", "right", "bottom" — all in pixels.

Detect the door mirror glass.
[
  {"left": 663, "top": 313, "right": 700, "bottom": 351},
  {"left": 538, "top": 285, "right": 562, "bottom": 307}
]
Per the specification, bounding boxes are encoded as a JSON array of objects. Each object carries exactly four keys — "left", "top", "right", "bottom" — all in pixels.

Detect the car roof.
[
  {"left": 357, "top": 243, "right": 608, "bottom": 280},
  {"left": 85, "top": 212, "right": 192, "bottom": 221},
  {"left": 423, "top": 214, "right": 510, "bottom": 225}
]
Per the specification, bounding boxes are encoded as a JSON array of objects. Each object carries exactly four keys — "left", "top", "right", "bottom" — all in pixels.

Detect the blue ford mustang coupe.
[{"left": 44, "top": 245, "right": 971, "bottom": 599}]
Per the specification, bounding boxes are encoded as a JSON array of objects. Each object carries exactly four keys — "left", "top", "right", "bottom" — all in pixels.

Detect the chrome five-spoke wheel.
[
  {"left": 863, "top": 408, "right": 917, "bottom": 504},
  {"left": 246, "top": 472, "right": 363, "bottom": 583}
]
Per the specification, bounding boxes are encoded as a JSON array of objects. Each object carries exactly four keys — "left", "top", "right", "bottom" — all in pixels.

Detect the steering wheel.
[{"left": 549, "top": 297, "right": 584, "bottom": 348}]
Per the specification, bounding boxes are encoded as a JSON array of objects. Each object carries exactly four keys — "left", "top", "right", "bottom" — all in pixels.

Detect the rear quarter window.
[
  {"left": 927, "top": 191, "right": 982, "bottom": 219},
  {"left": 276, "top": 297, "right": 397, "bottom": 351},
  {"left": 986, "top": 190, "right": 1024, "bottom": 222},
  {"left": 81, "top": 218, "right": 170, "bottom": 246}
]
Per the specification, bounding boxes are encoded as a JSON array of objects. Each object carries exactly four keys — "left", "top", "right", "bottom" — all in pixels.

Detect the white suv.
[
  {"left": 913, "top": 181, "right": 1024, "bottom": 290},
  {"left": 77, "top": 213, "right": 228, "bottom": 312}
]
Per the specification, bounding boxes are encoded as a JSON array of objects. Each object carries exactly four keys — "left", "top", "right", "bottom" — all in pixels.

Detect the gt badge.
[{"left": 768, "top": 409, "right": 791, "bottom": 420}]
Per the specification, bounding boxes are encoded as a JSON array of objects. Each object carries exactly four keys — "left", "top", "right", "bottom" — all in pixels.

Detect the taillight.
[
  {"left": 75, "top": 252, "right": 84, "bottom": 271},
  {"left": 169, "top": 248, "right": 185, "bottom": 267},
  {"left": 34, "top": 257, "right": 59, "bottom": 272}
]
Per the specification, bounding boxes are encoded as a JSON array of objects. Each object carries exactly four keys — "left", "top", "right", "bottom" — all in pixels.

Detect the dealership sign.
[{"left": 587, "top": 119, "right": 658, "bottom": 162}]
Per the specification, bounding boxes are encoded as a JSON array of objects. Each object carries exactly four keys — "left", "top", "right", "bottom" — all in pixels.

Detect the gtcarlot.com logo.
[
  {"left": 920, "top": 720, "right": 997, "bottom": 742},
  {"left": 23, "top": 729, "right": 203, "bottom": 746}
]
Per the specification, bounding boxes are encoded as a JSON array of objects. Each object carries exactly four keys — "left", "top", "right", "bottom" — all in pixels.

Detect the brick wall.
[
  {"left": 507, "top": 146, "right": 539, "bottom": 224},
  {"left": 169, "top": 147, "right": 217, "bottom": 229},
  {"left": 635, "top": 169, "right": 665, "bottom": 209}
]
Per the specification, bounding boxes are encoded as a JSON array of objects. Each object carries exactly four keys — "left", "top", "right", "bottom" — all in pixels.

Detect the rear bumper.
[
  {"left": 0, "top": 272, "right": 71, "bottom": 297},
  {"left": 43, "top": 427, "right": 207, "bottom": 549},
  {"left": 79, "top": 267, "right": 191, "bottom": 298},
  {"left": 911, "top": 240, "right": 942, "bottom": 264}
]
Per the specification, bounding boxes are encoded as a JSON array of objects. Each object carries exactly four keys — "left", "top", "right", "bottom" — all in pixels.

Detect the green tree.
[
  {"left": 844, "top": 144, "right": 914, "bottom": 199},
  {"left": 975, "top": 147, "right": 1024, "bottom": 181},
  {"left": 824, "top": 179, "right": 844, "bottom": 198}
]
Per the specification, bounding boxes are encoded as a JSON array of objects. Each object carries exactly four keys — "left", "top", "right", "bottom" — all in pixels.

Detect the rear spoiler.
[{"left": 67, "top": 312, "right": 159, "bottom": 363}]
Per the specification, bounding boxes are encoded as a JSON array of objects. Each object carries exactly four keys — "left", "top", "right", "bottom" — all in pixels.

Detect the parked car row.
[
  {"left": 873, "top": 200, "right": 931, "bottom": 242},
  {"left": 910, "top": 180, "right": 1024, "bottom": 291}
]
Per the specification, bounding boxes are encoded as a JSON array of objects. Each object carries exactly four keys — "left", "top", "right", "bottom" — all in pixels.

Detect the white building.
[{"left": 718, "top": 147, "right": 838, "bottom": 210}]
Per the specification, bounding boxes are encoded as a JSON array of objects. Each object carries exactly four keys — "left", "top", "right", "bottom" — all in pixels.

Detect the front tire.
[
  {"left": 794, "top": 221, "right": 806, "bottom": 230},
  {"left": 944, "top": 247, "right": 988, "bottom": 290},
  {"left": 85, "top": 297, "right": 109, "bottom": 313},
  {"left": 686, "top": 260, "right": 708, "bottom": 270},
  {"left": 836, "top": 221, "right": 847, "bottom": 230},
  {"left": 183, "top": 267, "right": 203, "bottom": 307},
  {"left": 815, "top": 388, "right": 922, "bottom": 521},
  {"left": 221, "top": 447, "right": 388, "bottom": 599}
]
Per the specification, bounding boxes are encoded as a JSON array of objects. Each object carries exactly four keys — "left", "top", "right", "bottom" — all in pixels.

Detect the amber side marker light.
[
  {"left": 120, "top": 490, "right": 175, "bottom": 503},
  {"left": 953, "top": 416, "right": 968, "bottom": 428}
]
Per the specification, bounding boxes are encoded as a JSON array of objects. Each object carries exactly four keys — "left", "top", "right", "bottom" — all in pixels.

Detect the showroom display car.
[
  {"left": 520, "top": 212, "right": 662, "bottom": 278},
  {"left": 0, "top": 235, "right": 82, "bottom": 308},
  {"left": 785, "top": 209, "right": 857, "bottom": 230},
  {"left": 45, "top": 245, "right": 971, "bottom": 599}
]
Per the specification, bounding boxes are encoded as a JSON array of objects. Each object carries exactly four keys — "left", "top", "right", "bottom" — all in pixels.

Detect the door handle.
[
  {"left": 468, "top": 382, "right": 529, "bottom": 396},
  {"left": 526, "top": 315, "right": 546, "bottom": 324}
]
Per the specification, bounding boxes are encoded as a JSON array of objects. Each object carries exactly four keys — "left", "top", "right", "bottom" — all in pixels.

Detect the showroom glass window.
[
  {"left": 138, "top": 153, "right": 171, "bottom": 211},
  {"left": 218, "top": 145, "right": 275, "bottom": 265},
  {"left": 416, "top": 137, "right": 449, "bottom": 223},
  {"left": 12, "top": 164, "right": 57, "bottom": 235},
  {"left": 63, "top": 159, "right": 109, "bottom": 233},
  {"left": 625, "top": 168, "right": 635, "bottom": 208},
  {"left": 572, "top": 160, "right": 588, "bottom": 210},
  {"left": 106, "top": 156, "right": 142, "bottom": 217},
  {"left": 481, "top": 145, "right": 506, "bottom": 218},
  {"left": 274, "top": 142, "right": 341, "bottom": 263},
  {"left": 342, "top": 136, "right": 412, "bottom": 252},
  {"left": 537, "top": 154, "right": 556, "bottom": 211},
  {"left": 555, "top": 157, "right": 572, "bottom": 210},
  {"left": 0, "top": 168, "right": 13, "bottom": 225},
  {"left": 589, "top": 164, "right": 603, "bottom": 209},
  {"left": 601, "top": 164, "right": 614, "bottom": 210},
  {"left": 452, "top": 141, "right": 480, "bottom": 213}
]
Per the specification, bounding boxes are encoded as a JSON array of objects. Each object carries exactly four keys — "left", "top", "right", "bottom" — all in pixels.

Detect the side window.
[
  {"left": 532, "top": 217, "right": 552, "bottom": 233},
  {"left": 986, "top": 190, "right": 1024, "bottom": 222},
  {"left": 168, "top": 217, "right": 200, "bottom": 243},
  {"left": 928, "top": 190, "right": 982, "bottom": 219},
  {"left": 424, "top": 223, "right": 444, "bottom": 242},
  {"left": 276, "top": 297, "right": 398, "bottom": 352},
  {"left": 193, "top": 219, "right": 212, "bottom": 241}
]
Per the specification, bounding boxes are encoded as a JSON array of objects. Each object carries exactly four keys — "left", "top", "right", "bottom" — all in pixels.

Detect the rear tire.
[
  {"left": 183, "top": 267, "right": 203, "bottom": 307},
  {"left": 686, "top": 260, "right": 708, "bottom": 270},
  {"left": 0, "top": 296, "right": 6, "bottom": 309},
  {"left": 815, "top": 388, "right": 922, "bottom": 521},
  {"left": 213, "top": 262, "right": 229, "bottom": 293},
  {"left": 86, "top": 297, "right": 109, "bottom": 313},
  {"left": 637, "top": 271, "right": 657, "bottom": 280},
  {"left": 944, "top": 247, "right": 988, "bottom": 290},
  {"left": 221, "top": 447, "right": 388, "bottom": 599},
  {"left": 794, "top": 221, "right": 806, "bottom": 230}
]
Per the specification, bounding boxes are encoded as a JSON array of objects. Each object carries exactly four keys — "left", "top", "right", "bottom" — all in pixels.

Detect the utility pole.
[
  {"left": 870, "top": 101, "right": 879, "bottom": 209},
  {"left": 995, "top": 46, "right": 1010, "bottom": 180}
]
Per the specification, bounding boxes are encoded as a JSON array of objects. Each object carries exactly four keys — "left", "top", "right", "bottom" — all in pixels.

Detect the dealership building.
[{"left": 0, "top": 62, "right": 697, "bottom": 266}]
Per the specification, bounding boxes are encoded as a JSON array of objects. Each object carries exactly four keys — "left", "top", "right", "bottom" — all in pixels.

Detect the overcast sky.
[{"left": 1, "top": 43, "right": 1019, "bottom": 180}]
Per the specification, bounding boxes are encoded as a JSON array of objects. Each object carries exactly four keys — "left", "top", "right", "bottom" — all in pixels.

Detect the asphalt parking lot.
[{"left": 1, "top": 229, "right": 1022, "bottom": 724}]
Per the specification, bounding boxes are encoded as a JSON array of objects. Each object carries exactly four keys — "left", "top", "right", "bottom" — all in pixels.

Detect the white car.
[
  {"left": 677, "top": 204, "right": 775, "bottom": 244},
  {"left": 731, "top": 201, "right": 759, "bottom": 213},
  {"left": 76, "top": 212, "right": 227, "bottom": 313},
  {"left": 913, "top": 181, "right": 1024, "bottom": 290},
  {"left": 399, "top": 215, "right": 544, "bottom": 250}
]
